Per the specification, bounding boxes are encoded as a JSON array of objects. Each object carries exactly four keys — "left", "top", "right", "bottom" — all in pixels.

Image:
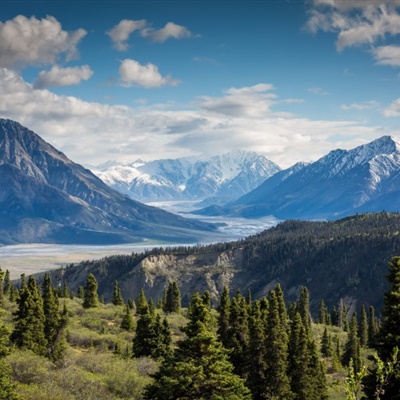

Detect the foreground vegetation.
[{"left": 0, "top": 255, "right": 400, "bottom": 399}]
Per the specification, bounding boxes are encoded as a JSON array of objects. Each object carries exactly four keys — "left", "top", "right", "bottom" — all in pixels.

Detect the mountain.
[
  {"left": 0, "top": 119, "right": 216, "bottom": 245},
  {"left": 91, "top": 151, "right": 280, "bottom": 204},
  {"left": 44, "top": 212, "right": 400, "bottom": 313},
  {"left": 195, "top": 136, "right": 400, "bottom": 220}
]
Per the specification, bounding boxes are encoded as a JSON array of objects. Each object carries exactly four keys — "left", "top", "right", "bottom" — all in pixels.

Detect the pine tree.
[
  {"left": 264, "top": 289, "right": 293, "bottom": 399},
  {"left": 42, "top": 274, "right": 67, "bottom": 361},
  {"left": 0, "top": 269, "right": 4, "bottom": 307},
  {"left": 363, "top": 256, "right": 400, "bottom": 399},
  {"left": 342, "top": 314, "right": 362, "bottom": 373},
  {"left": 163, "top": 281, "right": 181, "bottom": 313},
  {"left": 368, "top": 305, "right": 378, "bottom": 347},
  {"left": 112, "top": 280, "right": 124, "bottom": 306},
  {"left": 217, "top": 286, "right": 231, "bottom": 347},
  {"left": 297, "top": 286, "right": 312, "bottom": 333},
  {"left": 358, "top": 305, "right": 368, "bottom": 348},
  {"left": 318, "top": 299, "right": 327, "bottom": 325},
  {"left": 136, "top": 289, "right": 148, "bottom": 315},
  {"left": 144, "top": 292, "right": 251, "bottom": 400},
  {"left": 120, "top": 304, "right": 134, "bottom": 331},
  {"left": 2, "top": 270, "right": 10, "bottom": 299},
  {"left": 321, "top": 326, "right": 333, "bottom": 357},
  {"left": 246, "top": 301, "right": 267, "bottom": 399},
  {"left": 11, "top": 275, "right": 47, "bottom": 356},
  {"left": 276, "top": 283, "right": 289, "bottom": 331},
  {"left": 82, "top": 273, "right": 98, "bottom": 308}
]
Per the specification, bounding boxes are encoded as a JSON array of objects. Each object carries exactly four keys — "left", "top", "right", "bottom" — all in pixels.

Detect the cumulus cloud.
[
  {"left": 106, "top": 19, "right": 195, "bottom": 50},
  {"left": 197, "top": 84, "right": 280, "bottom": 118},
  {"left": 33, "top": 65, "right": 93, "bottom": 89},
  {"left": 0, "top": 15, "right": 86, "bottom": 69},
  {"left": 341, "top": 100, "right": 380, "bottom": 111},
  {"left": 0, "top": 68, "right": 385, "bottom": 168},
  {"left": 382, "top": 98, "right": 400, "bottom": 116},
  {"left": 141, "top": 22, "right": 194, "bottom": 42},
  {"left": 118, "top": 59, "right": 179, "bottom": 88},
  {"left": 106, "top": 19, "right": 147, "bottom": 51},
  {"left": 306, "top": 1, "right": 400, "bottom": 52},
  {"left": 373, "top": 45, "right": 400, "bottom": 66}
]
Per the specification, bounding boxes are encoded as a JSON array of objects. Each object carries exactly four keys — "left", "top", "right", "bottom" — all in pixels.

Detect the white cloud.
[
  {"left": 141, "top": 22, "right": 194, "bottom": 42},
  {"left": 0, "top": 15, "right": 86, "bottom": 69},
  {"left": 306, "top": 1, "right": 400, "bottom": 52},
  {"left": 118, "top": 59, "right": 179, "bottom": 88},
  {"left": 0, "top": 68, "right": 387, "bottom": 168},
  {"left": 197, "top": 84, "right": 280, "bottom": 118},
  {"left": 341, "top": 100, "right": 380, "bottom": 111},
  {"left": 374, "top": 45, "right": 400, "bottom": 66},
  {"left": 106, "top": 19, "right": 147, "bottom": 51},
  {"left": 33, "top": 65, "right": 93, "bottom": 89},
  {"left": 382, "top": 98, "right": 400, "bottom": 116}
]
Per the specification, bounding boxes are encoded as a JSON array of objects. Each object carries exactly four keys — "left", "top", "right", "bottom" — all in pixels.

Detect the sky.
[{"left": 1, "top": 0, "right": 400, "bottom": 168}]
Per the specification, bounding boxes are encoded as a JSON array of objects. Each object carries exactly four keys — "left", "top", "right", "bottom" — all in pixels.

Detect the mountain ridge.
[{"left": 0, "top": 119, "right": 216, "bottom": 245}]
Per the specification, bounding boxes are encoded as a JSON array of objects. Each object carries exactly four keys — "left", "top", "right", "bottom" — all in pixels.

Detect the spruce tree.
[
  {"left": 368, "top": 305, "right": 378, "bottom": 347},
  {"left": 318, "top": 299, "right": 327, "bottom": 325},
  {"left": 0, "top": 269, "right": 4, "bottom": 307},
  {"left": 358, "top": 305, "right": 368, "bottom": 348},
  {"left": 136, "top": 289, "right": 148, "bottom": 315},
  {"left": 342, "top": 314, "right": 362, "bottom": 373},
  {"left": 144, "top": 292, "right": 251, "bottom": 400},
  {"left": 217, "top": 286, "right": 231, "bottom": 347},
  {"left": 246, "top": 301, "right": 267, "bottom": 399},
  {"left": 11, "top": 275, "right": 47, "bottom": 356},
  {"left": 264, "top": 289, "right": 293, "bottom": 399},
  {"left": 297, "top": 286, "right": 312, "bottom": 333},
  {"left": 2, "top": 270, "right": 10, "bottom": 298},
  {"left": 163, "top": 281, "right": 181, "bottom": 313},
  {"left": 82, "top": 273, "right": 98, "bottom": 308},
  {"left": 120, "top": 304, "right": 134, "bottom": 331},
  {"left": 321, "top": 326, "right": 333, "bottom": 357},
  {"left": 42, "top": 273, "right": 67, "bottom": 361},
  {"left": 112, "top": 280, "right": 124, "bottom": 306}
]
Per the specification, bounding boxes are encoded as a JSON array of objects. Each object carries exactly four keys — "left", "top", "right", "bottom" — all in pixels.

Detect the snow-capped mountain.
[
  {"left": 0, "top": 119, "right": 215, "bottom": 245},
  {"left": 91, "top": 151, "right": 280, "bottom": 203},
  {"left": 195, "top": 136, "right": 400, "bottom": 220}
]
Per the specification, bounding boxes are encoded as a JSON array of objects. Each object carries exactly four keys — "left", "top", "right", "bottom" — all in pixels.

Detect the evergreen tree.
[
  {"left": 82, "top": 273, "right": 98, "bottom": 308},
  {"left": 0, "top": 269, "right": 4, "bottom": 307},
  {"left": 120, "top": 304, "right": 134, "bottom": 331},
  {"left": 144, "top": 292, "right": 251, "bottom": 400},
  {"left": 342, "top": 314, "right": 362, "bottom": 373},
  {"left": 264, "top": 289, "right": 293, "bottom": 399},
  {"left": 11, "top": 275, "right": 47, "bottom": 355},
  {"left": 276, "top": 283, "right": 289, "bottom": 331},
  {"left": 358, "top": 305, "right": 369, "bottom": 348},
  {"left": 136, "top": 289, "right": 148, "bottom": 315},
  {"left": 297, "top": 286, "right": 312, "bottom": 333},
  {"left": 217, "top": 286, "right": 231, "bottom": 347},
  {"left": 112, "top": 280, "right": 124, "bottom": 306},
  {"left": 368, "top": 305, "right": 378, "bottom": 347},
  {"left": 246, "top": 301, "right": 267, "bottom": 399},
  {"left": 364, "top": 256, "right": 400, "bottom": 399},
  {"left": 318, "top": 299, "right": 327, "bottom": 325},
  {"left": 226, "top": 291, "right": 249, "bottom": 378},
  {"left": 163, "top": 281, "right": 181, "bottom": 313},
  {"left": 42, "top": 274, "right": 67, "bottom": 361},
  {"left": 2, "top": 270, "right": 10, "bottom": 298},
  {"left": 77, "top": 286, "right": 84, "bottom": 299},
  {"left": 321, "top": 326, "right": 332, "bottom": 357}
]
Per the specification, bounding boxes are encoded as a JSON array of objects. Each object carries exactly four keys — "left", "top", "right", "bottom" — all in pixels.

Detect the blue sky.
[{"left": 1, "top": 0, "right": 400, "bottom": 168}]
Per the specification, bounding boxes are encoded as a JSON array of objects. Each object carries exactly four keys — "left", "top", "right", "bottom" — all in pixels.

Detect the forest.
[{"left": 0, "top": 254, "right": 399, "bottom": 399}]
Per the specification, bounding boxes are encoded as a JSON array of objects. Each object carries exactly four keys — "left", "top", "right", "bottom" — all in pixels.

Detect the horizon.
[{"left": 1, "top": 1, "right": 400, "bottom": 168}]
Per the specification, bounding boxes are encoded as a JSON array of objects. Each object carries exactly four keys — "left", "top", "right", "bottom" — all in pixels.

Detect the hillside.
[
  {"left": 0, "top": 119, "right": 216, "bottom": 245},
  {"left": 45, "top": 212, "right": 400, "bottom": 313}
]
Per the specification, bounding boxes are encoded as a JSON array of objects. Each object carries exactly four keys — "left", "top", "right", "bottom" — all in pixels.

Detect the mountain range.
[
  {"left": 90, "top": 151, "right": 280, "bottom": 204},
  {"left": 195, "top": 135, "right": 400, "bottom": 220},
  {"left": 0, "top": 119, "right": 216, "bottom": 245}
]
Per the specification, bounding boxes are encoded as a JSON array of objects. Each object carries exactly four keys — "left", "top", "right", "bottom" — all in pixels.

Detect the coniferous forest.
[{"left": 0, "top": 255, "right": 399, "bottom": 399}]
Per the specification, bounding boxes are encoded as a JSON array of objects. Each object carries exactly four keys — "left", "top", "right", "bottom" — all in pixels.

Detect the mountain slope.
[
  {"left": 0, "top": 119, "right": 216, "bottom": 245},
  {"left": 91, "top": 151, "right": 280, "bottom": 203},
  {"left": 195, "top": 136, "right": 400, "bottom": 219},
  {"left": 45, "top": 212, "right": 400, "bottom": 313}
]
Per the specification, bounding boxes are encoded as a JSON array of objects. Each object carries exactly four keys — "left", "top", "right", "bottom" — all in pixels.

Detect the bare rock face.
[{"left": 0, "top": 119, "right": 216, "bottom": 245}]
